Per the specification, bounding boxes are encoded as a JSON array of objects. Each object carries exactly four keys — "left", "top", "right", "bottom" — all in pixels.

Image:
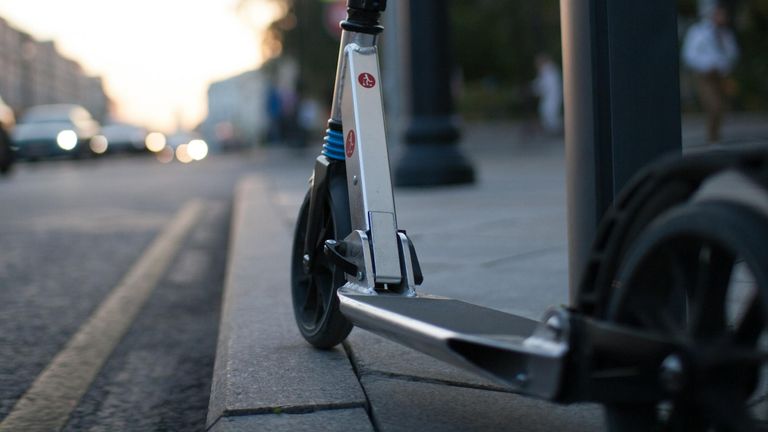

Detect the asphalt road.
[{"left": 0, "top": 153, "right": 251, "bottom": 430}]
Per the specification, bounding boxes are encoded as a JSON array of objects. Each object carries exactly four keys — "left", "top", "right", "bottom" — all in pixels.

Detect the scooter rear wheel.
[
  {"left": 603, "top": 201, "right": 768, "bottom": 431},
  {"left": 290, "top": 175, "right": 353, "bottom": 349}
]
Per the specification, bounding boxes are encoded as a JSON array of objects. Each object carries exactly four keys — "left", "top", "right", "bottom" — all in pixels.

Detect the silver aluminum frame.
[
  {"left": 335, "top": 31, "right": 404, "bottom": 287},
  {"left": 337, "top": 293, "right": 569, "bottom": 400}
]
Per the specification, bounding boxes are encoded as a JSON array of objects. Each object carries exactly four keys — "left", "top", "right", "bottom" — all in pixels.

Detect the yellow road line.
[{"left": 0, "top": 200, "right": 206, "bottom": 432}]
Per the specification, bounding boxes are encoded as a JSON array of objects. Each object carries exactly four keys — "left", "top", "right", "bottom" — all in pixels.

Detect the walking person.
[
  {"left": 265, "top": 81, "right": 283, "bottom": 145},
  {"left": 682, "top": 4, "right": 739, "bottom": 144},
  {"left": 531, "top": 53, "right": 563, "bottom": 135}
]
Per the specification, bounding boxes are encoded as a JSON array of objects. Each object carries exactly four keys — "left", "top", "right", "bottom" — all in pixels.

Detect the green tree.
[
  {"left": 732, "top": 1, "right": 768, "bottom": 110},
  {"left": 258, "top": 0, "right": 340, "bottom": 102},
  {"left": 450, "top": 0, "right": 561, "bottom": 86},
  {"left": 449, "top": 0, "right": 561, "bottom": 118},
  {"left": 251, "top": 0, "right": 768, "bottom": 118}
]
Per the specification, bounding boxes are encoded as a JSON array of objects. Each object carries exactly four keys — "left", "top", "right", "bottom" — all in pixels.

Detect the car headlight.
[
  {"left": 56, "top": 130, "right": 78, "bottom": 150},
  {"left": 187, "top": 139, "right": 209, "bottom": 161},
  {"left": 145, "top": 132, "right": 166, "bottom": 152}
]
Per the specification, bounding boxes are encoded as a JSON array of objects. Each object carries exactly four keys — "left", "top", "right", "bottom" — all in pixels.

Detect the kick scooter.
[{"left": 291, "top": 1, "right": 768, "bottom": 429}]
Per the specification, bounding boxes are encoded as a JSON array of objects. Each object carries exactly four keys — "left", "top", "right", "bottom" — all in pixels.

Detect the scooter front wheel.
[{"left": 290, "top": 175, "right": 353, "bottom": 349}]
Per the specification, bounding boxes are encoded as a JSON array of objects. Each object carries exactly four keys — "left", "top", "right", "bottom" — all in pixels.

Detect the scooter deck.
[{"left": 338, "top": 290, "right": 566, "bottom": 398}]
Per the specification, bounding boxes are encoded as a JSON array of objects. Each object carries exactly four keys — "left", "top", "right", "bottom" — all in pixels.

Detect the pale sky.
[{"left": 0, "top": 0, "right": 283, "bottom": 131}]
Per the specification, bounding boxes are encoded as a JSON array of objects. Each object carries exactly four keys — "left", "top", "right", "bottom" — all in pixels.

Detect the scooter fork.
[{"left": 324, "top": 23, "right": 420, "bottom": 297}]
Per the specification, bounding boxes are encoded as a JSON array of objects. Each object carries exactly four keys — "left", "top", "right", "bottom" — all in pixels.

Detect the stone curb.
[{"left": 206, "top": 175, "right": 371, "bottom": 431}]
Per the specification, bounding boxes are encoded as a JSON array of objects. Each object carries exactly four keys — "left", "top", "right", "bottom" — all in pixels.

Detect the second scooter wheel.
[
  {"left": 290, "top": 173, "right": 353, "bottom": 349},
  {"left": 603, "top": 201, "right": 768, "bottom": 431}
]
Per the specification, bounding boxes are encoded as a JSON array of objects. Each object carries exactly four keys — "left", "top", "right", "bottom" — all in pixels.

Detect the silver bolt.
[
  {"left": 546, "top": 315, "right": 563, "bottom": 337},
  {"left": 514, "top": 373, "right": 528, "bottom": 387},
  {"left": 353, "top": 176, "right": 359, "bottom": 186},
  {"left": 660, "top": 354, "right": 685, "bottom": 393},
  {"left": 302, "top": 254, "right": 311, "bottom": 272}
]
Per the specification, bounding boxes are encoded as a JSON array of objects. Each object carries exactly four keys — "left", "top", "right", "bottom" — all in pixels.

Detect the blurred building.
[
  {"left": 201, "top": 69, "right": 268, "bottom": 149},
  {"left": 0, "top": 17, "right": 109, "bottom": 121}
]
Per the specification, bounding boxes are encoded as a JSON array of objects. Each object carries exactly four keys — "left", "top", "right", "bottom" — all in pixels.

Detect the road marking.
[{"left": 0, "top": 200, "right": 206, "bottom": 432}]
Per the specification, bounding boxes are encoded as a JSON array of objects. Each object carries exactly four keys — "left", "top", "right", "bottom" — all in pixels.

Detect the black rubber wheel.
[
  {"left": 290, "top": 173, "right": 353, "bottom": 349},
  {"left": 604, "top": 201, "right": 768, "bottom": 431}
]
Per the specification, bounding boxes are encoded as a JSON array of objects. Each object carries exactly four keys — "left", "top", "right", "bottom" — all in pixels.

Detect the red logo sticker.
[
  {"left": 358, "top": 73, "right": 376, "bottom": 88},
  {"left": 345, "top": 129, "right": 356, "bottom": 158}
]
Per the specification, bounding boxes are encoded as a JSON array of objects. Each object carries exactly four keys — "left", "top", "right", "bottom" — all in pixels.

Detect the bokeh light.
[
  {"left": 145, "top": 132, "right": 167, "bottom": 152},
  {"left": 56, "top": 130, "right": 78, "bottom": 150},
  {"left": 175, "top": 144, "right": 193, "bottom": 164},
  {"left": 156, "top": 146, "right": 174, "bottom": 164},
  {"left": 89, "top": 135, "right": 109, "bottom": 154},
  {"left": 187, "top": 139, "right": 209, "bottom": 161}
]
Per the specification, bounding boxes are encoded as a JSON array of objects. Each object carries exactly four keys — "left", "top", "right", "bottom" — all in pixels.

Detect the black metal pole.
[
  {"left": 561, "top": 0, "right": 681, "bottom": 302},
  {"left": 394, "top": 0, "right": 474, "bottom": 187}
]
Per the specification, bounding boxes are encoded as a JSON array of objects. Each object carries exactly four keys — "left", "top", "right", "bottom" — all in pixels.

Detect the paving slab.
[
  {"left": 233, "top": 141, "right": 584, "bottom": 430},
  {"left": 341, "top": 145, "right": 573, "bottom": 403},
  {"left": 206, "top": 176, "right": 369, "bottom": 429},
  {"left": 209, "top": 408, "right": 374, "bottom": 432},
  {"left": 390, "top": 145, "right": 570, "bottom": 317},
  {"left": 211, "top": 118, "right": 768, "bottom": 431},
  {"left": 361, "top": 375, "right": 606, "bottom": 432}
]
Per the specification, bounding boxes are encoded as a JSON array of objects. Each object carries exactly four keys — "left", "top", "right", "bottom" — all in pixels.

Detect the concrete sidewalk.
[{"left": 207, "top": 117, "right": 768, "bottom": 431}]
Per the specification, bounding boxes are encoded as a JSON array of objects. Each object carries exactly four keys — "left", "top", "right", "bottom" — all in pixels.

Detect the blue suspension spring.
[{"left": 322, "top": 128, "right": 345, "bottom": 161}]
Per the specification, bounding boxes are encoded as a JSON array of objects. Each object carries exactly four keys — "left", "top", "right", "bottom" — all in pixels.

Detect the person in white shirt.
[
  {"left": 532, "top": 53, "right": 563, "bottom": 135},
  {"left": 682, "top": 4, "right": 739, "bottom": 143}
]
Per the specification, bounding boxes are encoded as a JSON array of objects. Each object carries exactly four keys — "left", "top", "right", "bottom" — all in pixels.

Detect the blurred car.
[
  {"left": 166, "top": 131, "right": 200, "bottom": 149},
  {"left": 0, "top": 95, "right": 15, "bottom": 174},
  {"left": 12, "top": 104, "right": 99, "bottom": 160},
  {"left": 100, "top": 122, "right": 148, "bottom": 154}
]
